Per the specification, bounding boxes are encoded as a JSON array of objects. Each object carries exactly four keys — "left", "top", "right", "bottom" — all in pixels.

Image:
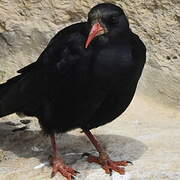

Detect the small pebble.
[
  {"left": 20, "top": 119, "right": 31, "bottom": 124},
  {"left": 33, "top": 162, "right": 49, "bottom": 169}
]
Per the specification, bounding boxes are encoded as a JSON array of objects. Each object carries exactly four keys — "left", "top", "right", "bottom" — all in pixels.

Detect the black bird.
[{"left": 0, "top": 3, "right": 146, "bottom": 180}]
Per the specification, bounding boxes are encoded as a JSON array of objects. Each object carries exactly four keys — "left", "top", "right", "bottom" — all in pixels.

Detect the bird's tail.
[
  {"left": 0, "top": 70, "right": 46, "bottom": 118},
  {"left": 0, "top": 75, "right": 22, "bottom": 117}
]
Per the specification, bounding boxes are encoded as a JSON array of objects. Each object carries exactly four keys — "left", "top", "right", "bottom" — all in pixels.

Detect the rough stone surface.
[{"left": 0, "top": 0, "right": 179, "bottom": 107}]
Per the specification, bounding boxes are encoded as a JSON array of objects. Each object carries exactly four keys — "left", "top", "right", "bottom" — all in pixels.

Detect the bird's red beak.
[{"left": 85, "top": 22, "right": 104, "bottom": 48}]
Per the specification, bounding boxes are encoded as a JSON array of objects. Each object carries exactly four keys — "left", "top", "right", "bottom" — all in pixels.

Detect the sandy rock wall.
[{"left": 0, "top": 0, "right": 179, "bottom": 108}]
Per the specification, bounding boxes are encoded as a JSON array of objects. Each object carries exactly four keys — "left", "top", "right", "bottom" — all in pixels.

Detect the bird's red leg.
[
  {"left": 83, "top": 130, "right": 132, "bottom": 175},
  {"left": 49, "top": 134, "right": 79, "bottom": 180}
]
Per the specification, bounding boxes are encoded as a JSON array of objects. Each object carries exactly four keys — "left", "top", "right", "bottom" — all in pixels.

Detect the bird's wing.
[
  {"left": 17, "top": 22, "right": 89, "bottom": 74},
  {"left": 0, "top": 22, "right": 91, "bottom": 117}
]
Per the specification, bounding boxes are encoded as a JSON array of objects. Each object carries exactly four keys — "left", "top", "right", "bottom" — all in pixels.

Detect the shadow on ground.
[{"left": 0, "top": 120, "right": 147, "bottom": 169}]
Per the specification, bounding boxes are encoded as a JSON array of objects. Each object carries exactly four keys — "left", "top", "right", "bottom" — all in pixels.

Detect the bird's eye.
[{"left": 107, "top": 15, "right": 119, "bottom": 25}]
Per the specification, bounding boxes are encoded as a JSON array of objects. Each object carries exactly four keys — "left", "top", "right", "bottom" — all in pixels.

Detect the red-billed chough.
[{"left": 0, "top": 3, "right": 146, "bottom": 179}]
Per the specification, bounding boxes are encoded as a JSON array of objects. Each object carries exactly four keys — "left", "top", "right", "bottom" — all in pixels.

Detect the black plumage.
[{"left": 0, "top": 3, "right": 146, "bottom": 179}]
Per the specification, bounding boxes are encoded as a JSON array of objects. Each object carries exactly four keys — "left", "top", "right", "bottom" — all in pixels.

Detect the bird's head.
[{"left": 85, "top": 3, "right": 129, "bottom": 48}]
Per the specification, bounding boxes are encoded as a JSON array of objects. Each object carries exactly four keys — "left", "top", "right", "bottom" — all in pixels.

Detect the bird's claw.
[
  {"left": 50, "top": 171, "right": 56, "bottom": 178},
  {"left": 126, "top": 160, "right": 133, "bottom": 165},
  {"left": 50, "top": 157, "right": 79, "bottom": 180},
  {"left": 84, "top": 153, "right": 133, "bottom": 175},
  {"left": 74, "top": 170, "right": 80, "bottom": 174},
  {"left": 109, "top": 168, "right": 112, "bottom": 176}
]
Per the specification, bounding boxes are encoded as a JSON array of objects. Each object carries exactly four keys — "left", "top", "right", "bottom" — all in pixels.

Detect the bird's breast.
[{"left": 92, "top": 46, "right": 134, "bottom": 85}]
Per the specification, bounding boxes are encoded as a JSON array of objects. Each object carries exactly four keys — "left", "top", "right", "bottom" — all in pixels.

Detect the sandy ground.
[{"left": 0, "top": 94, "right": 179, "bottom": 180}]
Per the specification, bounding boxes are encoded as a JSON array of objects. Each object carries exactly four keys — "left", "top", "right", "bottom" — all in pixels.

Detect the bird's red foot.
[
  {"left": 50, "top": 157, "right": 79, "bottom": 180},
  {"left": 83, "top": 152, "right": 132, "bottom": 175}
]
